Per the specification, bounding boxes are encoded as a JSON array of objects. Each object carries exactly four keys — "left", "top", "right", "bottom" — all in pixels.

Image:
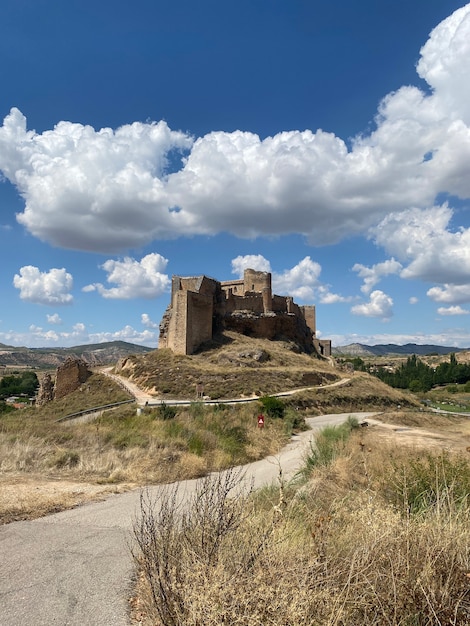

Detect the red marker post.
[{"left": 257, "top": 414, "right": 265, "bottom": 429}]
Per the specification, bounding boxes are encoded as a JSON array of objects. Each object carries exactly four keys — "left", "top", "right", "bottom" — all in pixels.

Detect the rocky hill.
[
  {"left": 0, "top": 341, "right": 152, "bottom": 369},
  {"left": 114, "top": 330, "right": 341, "bottom": 400}
]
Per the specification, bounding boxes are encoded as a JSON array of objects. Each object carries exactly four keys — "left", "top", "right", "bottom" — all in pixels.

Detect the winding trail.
[{"left": 0, "top": 412, "right": 376, "bottom": 626}]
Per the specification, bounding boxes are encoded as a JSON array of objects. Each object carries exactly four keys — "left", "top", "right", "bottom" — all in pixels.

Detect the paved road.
[{"left": 0, "top": 412, "right": 376, "bottom": 626}]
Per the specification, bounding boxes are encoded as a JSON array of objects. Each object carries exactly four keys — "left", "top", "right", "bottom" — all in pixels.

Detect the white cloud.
[
  {"left": 409, "top": 297, "right": 419, "bottom": 304},
  {"left": 318, "top": 289, "right": 354, "bottom": 304},
  {"left": 417, "top": 4, "right": 470, "bottom": 126},
  {"left": 437, "top": 305, "right": 469, "bottom": 315},
  {"left": 0, "top": 5, "right": 469, "bottom": 257},
  {"left": 352, "top": 258, "right": 402, "bottom": 294},
  {"left": 427, "top": 283, "right": 470, "bottom": 304},
  {"left": 0, "top": 111, "right": 193, "bottom": 253},
  {"left": 371, "top": 205, "right": 470, "bottom": 285},
  {"left": 141, "top": 313, "right": 160, "bottom": 329},
  {"left": 84, "top": 253, "right": 170, "bottom": 299},
  {"left": 47, "top": 313, "right": 62, "bottom": 325},
  {"left": 351, "top": 290, "right": 393, "bottom": 319},
  {"left": 272, "top": 257, "right": 322, "bottom": 301},
  {"left": 13, "top": 266, "right": 73, "bottom": 305},
  {"left": 231, "top": 255, "right": 272, "bottom": 277}
]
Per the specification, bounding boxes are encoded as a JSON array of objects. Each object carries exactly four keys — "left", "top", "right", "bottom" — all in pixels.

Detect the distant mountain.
[
  {"left": 0, "top": 341, "right": 153, "bottom": 369},
  {"left": 332, "top": 343, "right": 468, "bottom": 357}
]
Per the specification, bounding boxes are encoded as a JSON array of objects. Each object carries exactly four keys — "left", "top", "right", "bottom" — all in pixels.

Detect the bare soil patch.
[{"left": 365, "top": 411, "right": 470, "bottom": 454}]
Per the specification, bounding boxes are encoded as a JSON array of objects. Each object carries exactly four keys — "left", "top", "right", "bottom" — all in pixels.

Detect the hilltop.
[
  {"left": 113, "top": 331, "right": 419, "bottom": 410},
  {"left": 114, "top": 331, "right": 338, "bottom": 400}
]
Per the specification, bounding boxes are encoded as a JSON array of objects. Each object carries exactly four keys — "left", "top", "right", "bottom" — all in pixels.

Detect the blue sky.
[{"left": 1, "top": 0, "right": 470, "bottom": 349}]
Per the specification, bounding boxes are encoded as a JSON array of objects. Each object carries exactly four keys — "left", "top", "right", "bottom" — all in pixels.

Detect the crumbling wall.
[
  {"left": 54, "top": 357, "right": 91, "bottom": 400},
  {"left": 36, "top": 373, "right": 54, "bottom": 406}
]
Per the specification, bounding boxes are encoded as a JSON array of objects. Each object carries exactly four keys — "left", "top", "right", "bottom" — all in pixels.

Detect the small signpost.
[{"left": 257, "top": 414, "right": 265, "bottom": 429}]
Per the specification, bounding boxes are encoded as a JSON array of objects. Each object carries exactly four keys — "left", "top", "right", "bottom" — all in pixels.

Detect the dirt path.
[{"left": 0, "top": 412, "right": 374, "bottom": 626}]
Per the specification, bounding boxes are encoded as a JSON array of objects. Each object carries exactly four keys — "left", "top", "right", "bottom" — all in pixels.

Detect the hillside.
[
  {"left": 113, "top": 331, "right": 337, "bottom": 400},
  {"left": 0, "top": 340, "right": 152, "bottom": 369},
  {"left": 113, "top": 331, "right": 419, "bottom": 409},
  {"left": 332, "top": 342, "right": 469, "bottom": 357}
]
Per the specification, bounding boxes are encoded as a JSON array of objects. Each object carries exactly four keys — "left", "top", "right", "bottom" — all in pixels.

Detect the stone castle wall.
[{"left": 159, "top": 268, "right": 331, "bottom": 356}]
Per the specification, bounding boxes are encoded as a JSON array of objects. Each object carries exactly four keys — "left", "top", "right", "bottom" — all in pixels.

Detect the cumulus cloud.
[
  {"left": 318, "top": 289, "right": 354, "bottom": 304},
  {"left": 0, "top": 111, "right": 193, "bottom": 253},
  {"left": 13, "top": 266, "right": 73, "bottom": 305},
  {"left": 351, "top": 290, "right": 393, "bottom": 319},
  {"left": 437, "top": 305, "right": 469, "bottom": 315},
  {"left": 371, "top": 205, "right": 470, "bottom": 285},
  {"left": 47, "top": 313, "right": 62, "bottom": 325},
  {"left": 428, "top": 284, "right": 470, "bottom": 304},
  {"left": 409, "top": 297, "right": 419, "bottom": 304},
  {"left": 0, "top": 5, "right": 469, "bottom": 256},
  {"left": 352, "top": 258, "right": 402, "bottom": 294},
  {"left": 417, "top": 4, "right": 470, "bottom": 125},
  {"left": 231, "top": 255, "right": 272, "bottom": 277},
  {"left": 141, "top": 313, "right": 160, "bottom": 329},
  {"left": 271, "top": 256, "right": 322, "bottom": 301},
  {"left": 84, "top": 253, "right": 170, "bottom": 299}
]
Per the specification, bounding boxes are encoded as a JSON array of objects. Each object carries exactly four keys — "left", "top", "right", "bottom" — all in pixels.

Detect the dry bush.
[{"left": 132, "top": 430, "right": 470, "bottom": 626}]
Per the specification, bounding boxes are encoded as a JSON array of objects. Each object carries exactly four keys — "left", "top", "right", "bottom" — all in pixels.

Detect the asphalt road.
[{"left": 0, "top": 412, "right": 376, "bottom": 626}]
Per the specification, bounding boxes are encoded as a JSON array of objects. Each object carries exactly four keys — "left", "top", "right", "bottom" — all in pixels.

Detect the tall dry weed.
[{"left": 132, "top": 428, "right": 470, "bottom": 625}]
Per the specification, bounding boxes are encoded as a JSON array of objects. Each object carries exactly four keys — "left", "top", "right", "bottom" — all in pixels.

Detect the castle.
[{"left": 158, "top": 268, "right": 331, "bottom": 357}]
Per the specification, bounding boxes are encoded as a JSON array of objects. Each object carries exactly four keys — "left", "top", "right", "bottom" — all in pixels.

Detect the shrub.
[
  {"left": 156, "top": 402, "right": 177, "bottom": 421},
  {"left": 52, "top": 450, "right": 80, "bottom": 468},
  {"left": 133, "top": 469, "right": 257, "bottom": 626},
  {"left": 259, "top": 395, "right": 285, "bottom": 419}
]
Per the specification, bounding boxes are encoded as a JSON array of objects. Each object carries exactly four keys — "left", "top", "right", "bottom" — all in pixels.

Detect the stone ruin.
[
  {"left": 36, "top": 356, "right": 91, "bottom": 406},
  {"left": 35, "top": 372, "right": 54, "bottom": 406},
  {"left": 159, "top": 268, "right": 332, "bottom": 357}
]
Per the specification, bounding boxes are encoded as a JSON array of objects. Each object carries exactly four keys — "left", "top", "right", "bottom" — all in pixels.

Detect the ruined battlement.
[{"left": 159, "top": 269, "right": 331, "bottom": 356}]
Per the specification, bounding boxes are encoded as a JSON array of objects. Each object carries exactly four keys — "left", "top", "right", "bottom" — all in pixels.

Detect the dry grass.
[
  {"left": 285, "top": 372, "right": 420, "bottom": 414},
  {"left": 132, "top": 426, "right": 470, "bottom": 626},
  {"left": 0, "top": 476, "right": 127, "bottom": 525},
  {"left": 0, "top": 374, "right": 294, "bottom": 523}
]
